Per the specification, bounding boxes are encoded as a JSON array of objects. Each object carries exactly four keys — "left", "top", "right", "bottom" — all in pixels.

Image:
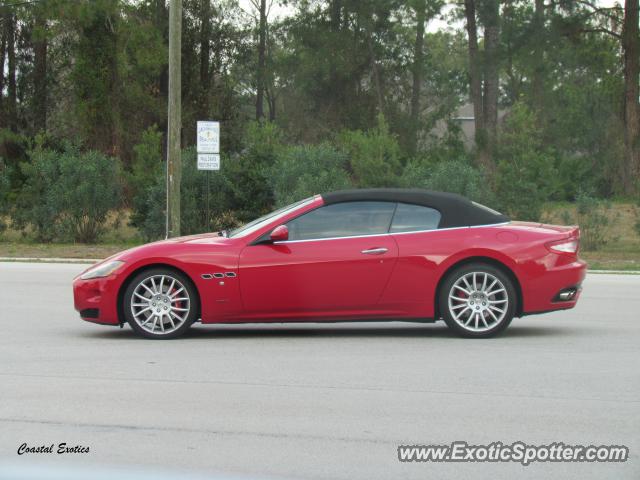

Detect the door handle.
[{"left": 361, "top": 247, "right": 388, "bottom": 255}]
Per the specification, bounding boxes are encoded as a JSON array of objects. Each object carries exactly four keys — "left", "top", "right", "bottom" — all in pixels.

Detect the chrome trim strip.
[
  {"left": 273, "top": 222, "right": 511, "bottom": 245},
  {"left": 274, "top": 232, "right": 391, "bottom": 245}
]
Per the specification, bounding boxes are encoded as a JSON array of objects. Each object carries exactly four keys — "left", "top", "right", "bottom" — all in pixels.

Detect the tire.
[
  {"left": 439, "top": 262, "right": 516, "bottom": 338},
  {"left": 123, "top": 268, "right": 198, "bottom": 339}
]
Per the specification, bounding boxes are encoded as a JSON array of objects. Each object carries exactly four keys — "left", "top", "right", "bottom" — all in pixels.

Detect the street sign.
[
  {"left": 197, "top": 121, "right": 220, "bottom": 153},
  {"left": 197, "top": 153, "right": 220, "bottom": 171}
]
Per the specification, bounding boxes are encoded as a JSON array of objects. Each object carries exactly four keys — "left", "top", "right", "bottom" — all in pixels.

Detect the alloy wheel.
[
  {"left": 130, "top": 274, "right": 191, "bottom": 335},
  {"left": 447, "top": 271, "right": 509, "bottom": 333}
]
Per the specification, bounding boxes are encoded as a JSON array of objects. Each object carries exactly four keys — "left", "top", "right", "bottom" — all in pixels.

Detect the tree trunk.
[
  {"left": 6, "top": 12, "right": 18, "bottom": 132},
  {"left": 409, "top": 0, "right": 426, "bottom": 155},
  {"left": 0, "top": 21, "right": 6, "bottom": 128},
  {"left": 255, "top": 0, "right": 266, "bottom": 121},
  {"left": 156, "top": 0, "right": 169, "bottom": 99},
  {"left": 109, "top": 7, "right": 121, "bottom": 158},
  {"left": 366, "top": 18, "right": 384, "bottom": 114},
  {"left": 328, "top": 0, "right": 343, "bottom": 124},
  {"left": 266, "top": 87, "right": 276, "bottom": 121},
  {"left": 464, "top": 0, "right": 486, "bottom": 166},
  {"left": 531, "top": 0, "right": 545, "bottom": 111},
  {"left": 155, "top": 0, "right": 168, "bottom": 163},
  {"left": 33, "top": 10, "right": 48, "bottom": 133},
  {"left": 623, "top": 0, "right": 639, "bottom": 194},
  {"left": 330, "top": 0, "right": 341, "bottom": 31},
  {"left": 199, "top": 0, "right": 211, "bottom": 91},
  {"left": 502, "top": 1, "right": 518, "bottom": 104},
  {"left": 482, "top": 0, "right": 500, "bottom": 174}
]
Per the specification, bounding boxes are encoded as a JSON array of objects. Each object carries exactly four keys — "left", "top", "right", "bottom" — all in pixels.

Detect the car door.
[
  {"left": 238, "top": 201, "right": 399, "bottom": 317},
  {"left": 379, "top": 203, "right": 444, "bottom": 316}
]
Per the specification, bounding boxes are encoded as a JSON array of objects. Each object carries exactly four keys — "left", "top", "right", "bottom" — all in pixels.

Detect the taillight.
[{"left": 546, "top": 238, "right": 579, "bottom": 255}]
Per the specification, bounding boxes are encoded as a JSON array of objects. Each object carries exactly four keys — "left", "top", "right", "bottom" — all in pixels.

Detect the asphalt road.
[{"left": 0, "top": 262, "right": 638, "bottom": 480}]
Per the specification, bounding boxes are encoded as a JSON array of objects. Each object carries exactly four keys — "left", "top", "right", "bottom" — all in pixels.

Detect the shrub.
[
  {"left": 0, "top": 128, "right": 30, "bottom": 195},
  {"left": 129, "top": 125, "right": 164, "bottom": 198},
  {"left": 561, "top": 192, "right": 616, "bottom": 251},
  {"left": 495, "top": 103, "right": 558, "bottom": 221},
  {"left": 0, "top": 159, "right": 9, "bottom": 206},
  {"left": 128, "top": 126, "right": 165, "bottom": 233},
  {"left": 136, "top": 180, "right": 166, "bottom": 241},
  {"left": 13, "top": 144, "right": 123, "bottom": 243},
  {"left": 338, "top": 114, "right": 402, "bottom": 188},
  {"left": 0, "top": 159, "right": 10, "bottom": 234},
  {"left": 55, "top": 148, "right": 123, "bottom": 243},
  {"left": 228, "top": 121, "right": 283, "bottom": 221},
  {"left": 401, "top": 158, "right": 496, "bottom": 206},
  {"left": 211, "top": 210, "right": 242, "bottom": 232},
  {"left": 13, "top": 147, "right": 63, "bottom": 242},
  {"left": 137, "top": 148, "right": 236, "bottom": 240},
  {"left": 554, "top": 154, "right": 595, "bottom": 201},
  {"left": 633, "top": 194, "right": 640, "bottom": 239},
  {"left": 559, "top": 209, "right": 573, "bottom": 226},
  {"left": 268, "top": 144, "right": 352, "bottom": 207}
]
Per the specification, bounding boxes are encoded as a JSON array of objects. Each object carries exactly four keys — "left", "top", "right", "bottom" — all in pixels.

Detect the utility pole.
[{"left": 166, "top": 0, "right": 182, "bottom": 238}]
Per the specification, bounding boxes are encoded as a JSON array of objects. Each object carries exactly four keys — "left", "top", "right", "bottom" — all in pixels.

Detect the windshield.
[{"left": 228, "top": 197, "right": 315, "bottom": 238}]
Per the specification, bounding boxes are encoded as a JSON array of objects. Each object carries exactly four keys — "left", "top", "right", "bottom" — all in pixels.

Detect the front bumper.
[{"left": 73, "top": 275, "right": 121, "bottom": 325}]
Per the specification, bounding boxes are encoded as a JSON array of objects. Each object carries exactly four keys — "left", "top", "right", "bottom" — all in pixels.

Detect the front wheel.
[
  {"left": 123, "top": 268, "right": 198, "bottom": 339},
  {"left": 439, "top": 263, "right": 516, "bottom": 338}
]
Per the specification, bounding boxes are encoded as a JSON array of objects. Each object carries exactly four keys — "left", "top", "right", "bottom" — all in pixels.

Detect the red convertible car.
[{"left": 73, "top": 189, "right": 586, "bottom": 339}]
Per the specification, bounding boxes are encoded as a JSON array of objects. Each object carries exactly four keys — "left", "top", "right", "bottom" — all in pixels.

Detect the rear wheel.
[
  {"left": 439, "top": 263, "right": 516, "bottom": 338},
  {"left": 123, "top": 268, "right": 198, "bottom": 339}
]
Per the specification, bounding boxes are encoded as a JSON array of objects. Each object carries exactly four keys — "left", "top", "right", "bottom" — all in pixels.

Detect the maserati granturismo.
[{"left": 73, "top": 189, "right": 586, "bottom": 338}]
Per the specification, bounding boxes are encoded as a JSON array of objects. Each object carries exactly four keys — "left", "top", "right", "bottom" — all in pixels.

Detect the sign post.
[
  {"left": 197, "top": 153, "right": 220, "bottom": 170},
  {"left": 197, "top": 121, "right": 220, "bottom": 226},
  {"left": 197, "top": 121, "right": 220, "bottom": 171}
]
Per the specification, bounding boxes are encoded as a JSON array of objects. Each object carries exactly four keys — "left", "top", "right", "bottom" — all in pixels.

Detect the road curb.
[
  {"left": 0, "top": 257, "right": 99, "bottom": 264},
  {"left": 586, "top": 269, "right": 640, "bottom": 275}
]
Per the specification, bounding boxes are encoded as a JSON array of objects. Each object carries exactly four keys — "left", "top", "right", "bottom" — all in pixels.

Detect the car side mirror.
[{"left": 270, "top": 225, "right": 289, "bottom": 242}]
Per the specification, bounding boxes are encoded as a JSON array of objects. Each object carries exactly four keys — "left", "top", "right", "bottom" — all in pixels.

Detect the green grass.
[{"left": 0, "top": 241, "right": 135, "bottom": 260}]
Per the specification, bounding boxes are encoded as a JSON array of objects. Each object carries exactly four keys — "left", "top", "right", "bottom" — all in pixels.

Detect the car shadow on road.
[{"left": 77, "top": 322, "right": 575, "bottom": 340}]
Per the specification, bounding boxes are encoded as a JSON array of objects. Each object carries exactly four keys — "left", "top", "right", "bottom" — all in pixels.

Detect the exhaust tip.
[{"left": 553, "top": 287, "right": 578, "bottom": 302}]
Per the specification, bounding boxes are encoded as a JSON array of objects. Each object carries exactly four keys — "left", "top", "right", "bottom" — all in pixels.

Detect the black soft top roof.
[{"left": 321, "top": 188, "right": 509, "bottom": 228}]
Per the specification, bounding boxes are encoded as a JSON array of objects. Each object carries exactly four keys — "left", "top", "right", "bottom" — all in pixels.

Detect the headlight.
[{"left": 80, "top": 260, "right": 125, "bottom": 280}]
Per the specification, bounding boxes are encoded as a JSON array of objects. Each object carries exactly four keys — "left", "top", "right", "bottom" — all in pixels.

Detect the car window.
[
  {"left": 389, "top": 203, "right": 441, "bottom": 233},
  {"left": 286, "top": 201, "right": 396, "bottom": 241}
]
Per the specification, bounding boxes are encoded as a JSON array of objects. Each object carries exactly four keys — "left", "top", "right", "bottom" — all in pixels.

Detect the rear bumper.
[
  {"left": 521, "top": 258, "right": 587, "bottom": 314},
  {"left": 73, "top": 276, "right": 120, "bottom": 325}
]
